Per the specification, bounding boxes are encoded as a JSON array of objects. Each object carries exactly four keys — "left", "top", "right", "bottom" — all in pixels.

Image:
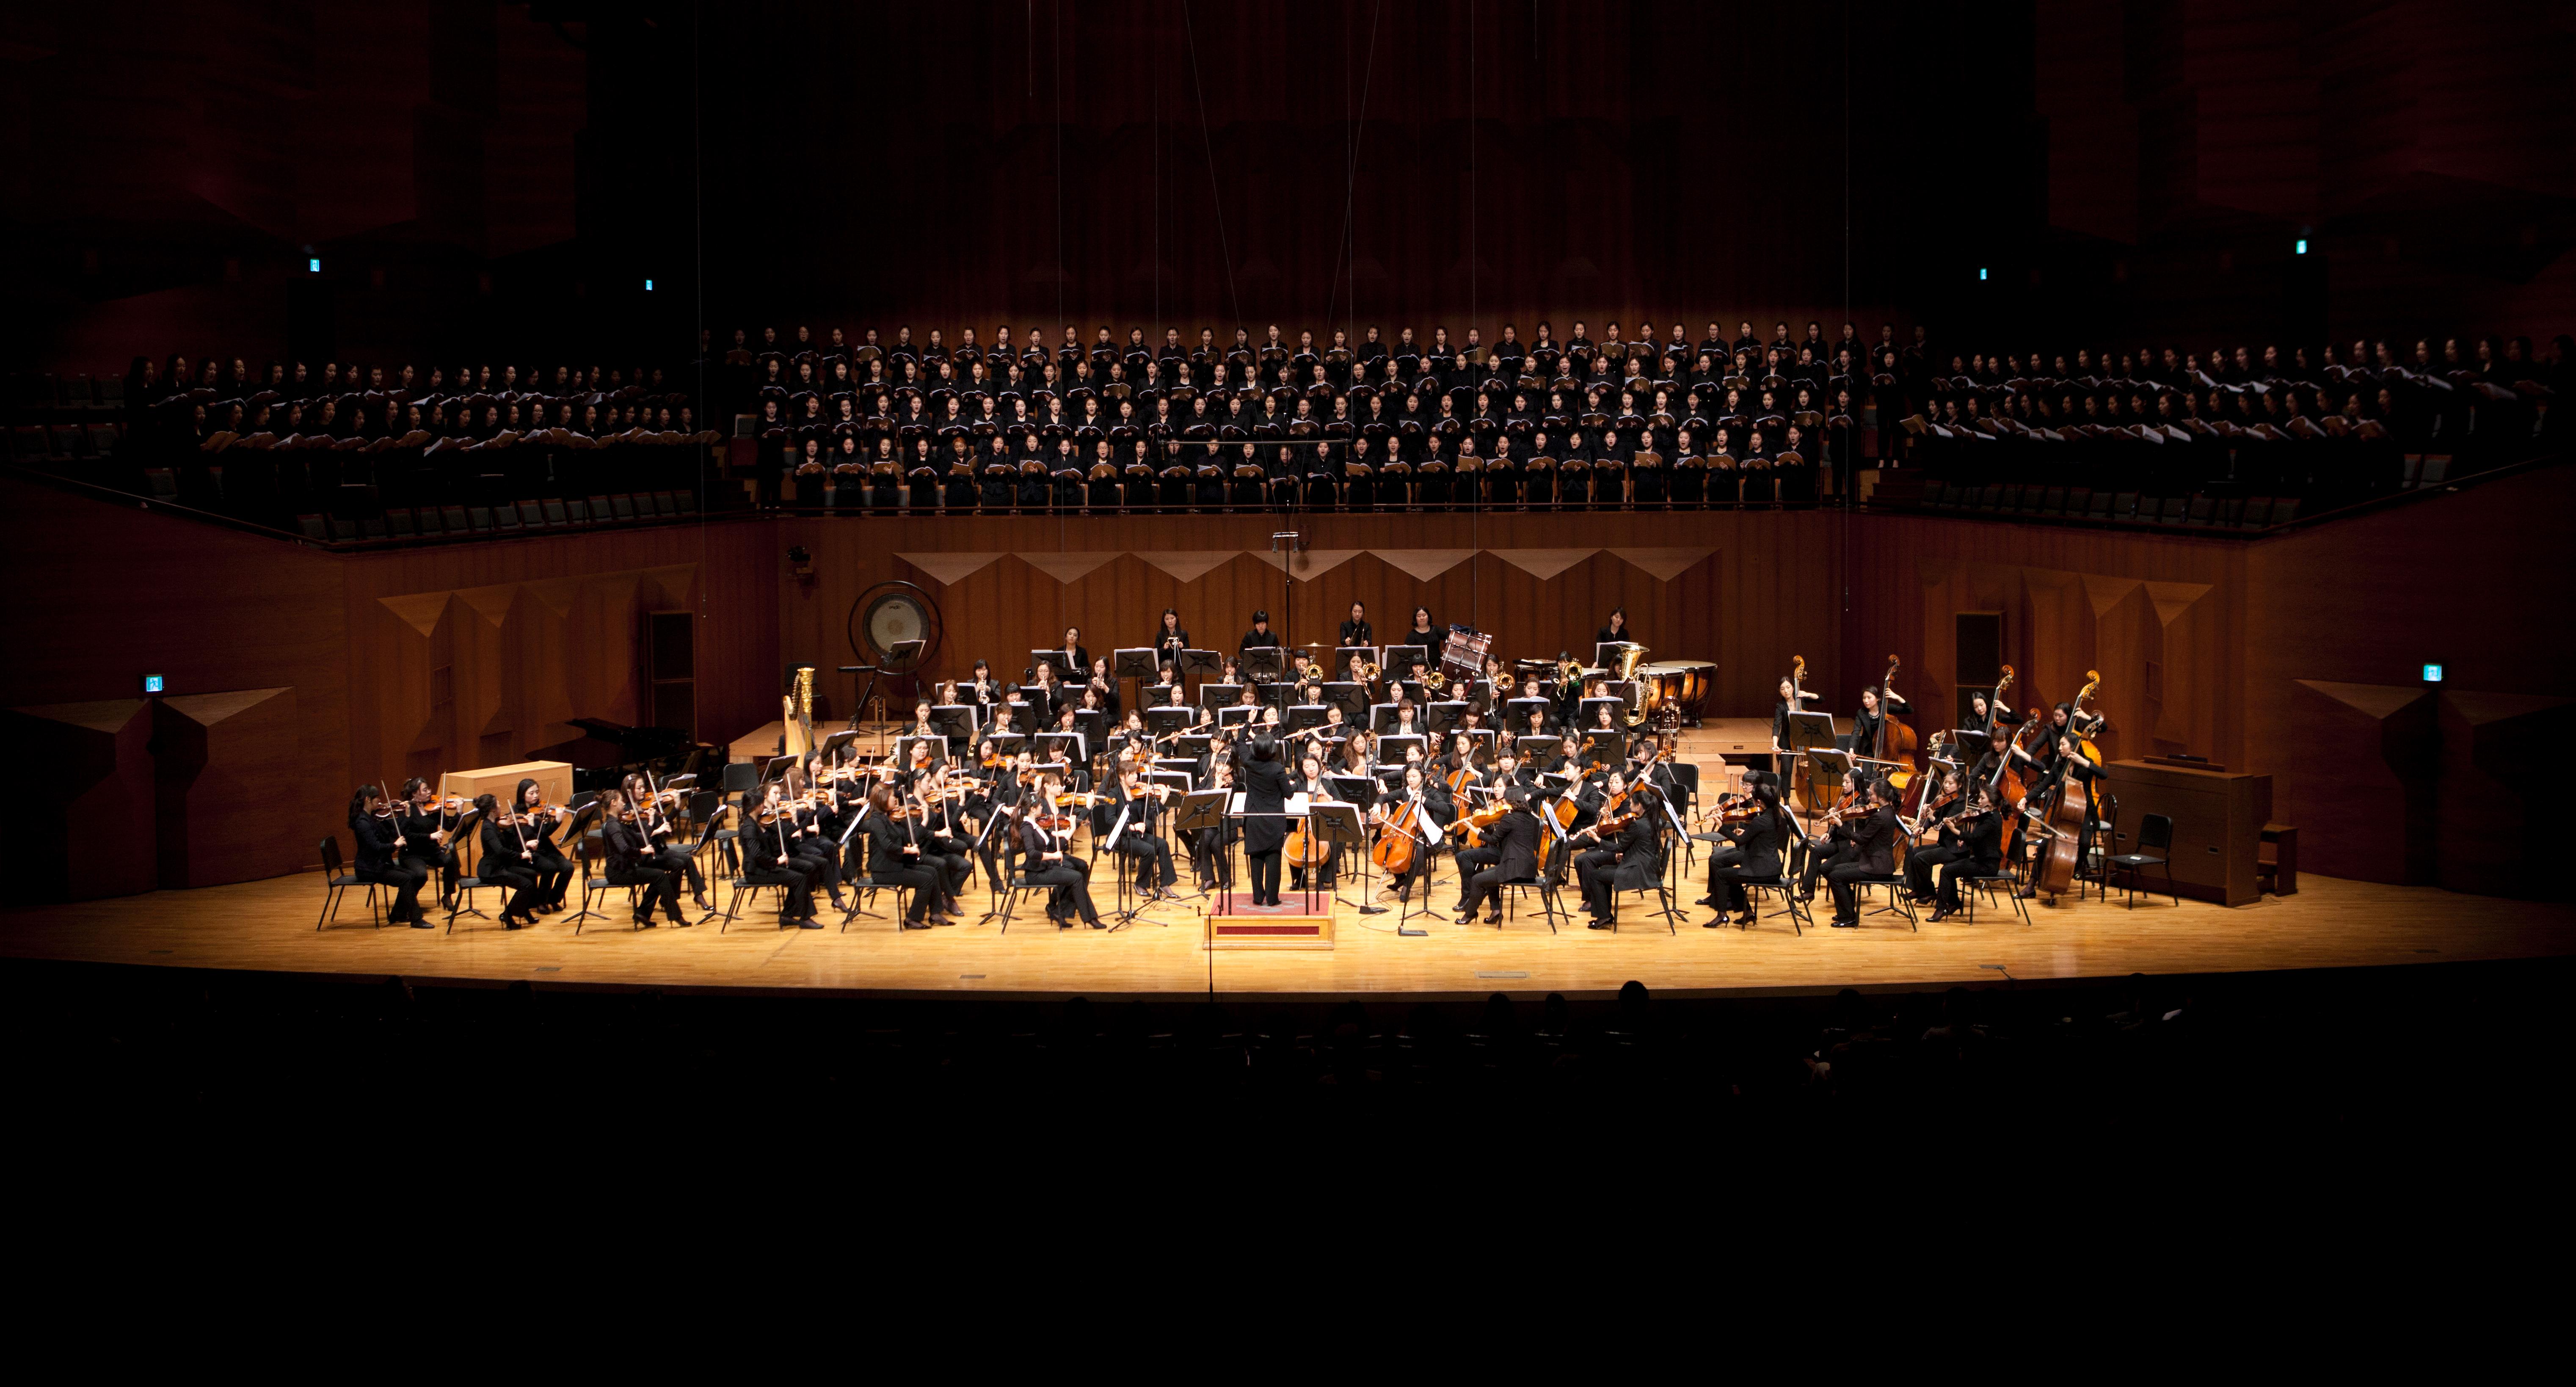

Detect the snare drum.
[{"left": 1637, "top": 660, "right": 1718, "bottom": 723}]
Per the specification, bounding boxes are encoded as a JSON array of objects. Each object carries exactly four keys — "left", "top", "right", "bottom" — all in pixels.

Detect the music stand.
[
  {"left": 1031, "top": 648, "right": 1074, "bottom": 680},
  {"left": 1595, "top": 640, "right": 1640, "bottom": 671},
  {"left": 1179, "top": 648, "right": 1222, "bottom": 687},
  {"left": 1073, "top": 709, "right": 1107, "bottom": 754},
  {"left": 894, "top": 734, "right": 942, "bottom": 770},
  {"left": 1425, "top": 700, "right": 1467, "bottom": 736},
  {"left": 1578, "top": 729, "right": 1625, "bottom": 765},
  {"left": 1382, "top": 644, "right": 1429, "bottom": 679},
  {"left": 1218, "top": 706, "right": 1259, "bottom": 729},
  {"left": 1578, "top": 697, "right": 1621, "bottom": 727},
  {"left": 1176, "top": 733, "right": 1213, "bottom": 762},
  {"left": 1240, "top": 645, "right": 1284, "bottom": 683},
  {"left": 1516, "top": 734, "right": 1563, "bottom": 763},
  {"left": 1786, "top": 710, "right": 1838, "bottom": 798},
  {"left": 1318, "top": 776, "right": 1382, "bottom": 919},
  {"left": 1199, "top": 682, "right": 1242, "bottom": 712},
  {"left": 1307, "top": 799, "right": 1367, "bottom": 916},
  {"left": 1334, "top": 646, "right": 1377, "bottom": 677},
  {"left": 931, "top": 705, "right": 974, "bottom": 748},
  {"left": 1322, "top": 680, "right": 1367, "bottom": 728},
  {"left": 1506, "top": 696, "right": 1550, "bottom": 725},
  {"left": 1176, "top": 787, "right": 1230, "bottom": 902},
  {"left": 1804, "top": 748, "right": 1856, "bottom": 803},
  {"left": 1114, "top": 646, "right": 1158, "bottom": 713},
  {"left": 1286, "top": 703, "right": 1327, "bottom": 733},
  {"left": 1376, "top": 733, "right": 1425, "bottom": 766},
  {"left": 980, "top": 732, "right": 1027, "bottom": 763},
  {"left": 1036, "top": 732, "right": 1082, "bottom": 770},
  {"left": 1260, "top": 681, "right": 1294, "bottom": 712}
]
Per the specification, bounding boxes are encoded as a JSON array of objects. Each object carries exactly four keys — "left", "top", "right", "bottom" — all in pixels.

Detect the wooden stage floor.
[{"left": 6, "top": 861, "right": 2572, "bottom": 1001}]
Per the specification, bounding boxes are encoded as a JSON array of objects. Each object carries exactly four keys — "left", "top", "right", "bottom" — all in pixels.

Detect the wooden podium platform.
[{"left": 1203, "top": 898, "right": 1335, "bottom": 950}]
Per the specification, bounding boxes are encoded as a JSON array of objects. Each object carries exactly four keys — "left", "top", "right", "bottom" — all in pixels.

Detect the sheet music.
[
  {"left": 1229, "top": 791, "right": 1247, "bottom": 815},
  {"left": 1104, "top": 801, "right": 1131, "bottom": 853}
]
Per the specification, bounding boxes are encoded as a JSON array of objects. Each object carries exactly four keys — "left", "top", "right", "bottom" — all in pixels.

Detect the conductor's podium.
[{"left": 1203, "top": 899, "right": 1336, "bottom": 950}]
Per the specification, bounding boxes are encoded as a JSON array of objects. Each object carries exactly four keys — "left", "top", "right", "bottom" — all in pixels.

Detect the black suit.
[
  {"left": 1708, "top": 807, "right": 1784, "bottom": 915},
  {"left": 1338, "top": 619, "right": 1374, "bottom": 649},
  {"left": 1922, "top": 808, "right": 2001, "bottom": 910},
  {"left": 1017, "top": 815, "right": 1099, "bottom": 925},
  {"left": 350, "top": 809, "right": 428, "bottom": 923},
  {"left": 605, "top": 816, "right": 684, "bottom": 922},
  {"left": 1455, "top": 808, "right": 1539, "bottom": 918},
  {"left": 739, "top": 807, "right": 819, "bottom": 920},
  {"left": 1109, "top": 783, "right": 1178, "bottom": 891},
  {"left": 1238, "top": 754, "right": 1291, "bottom": 904},
  {"left": 1822, "top": 802, "right": 1900, "bottom": 921},
  {"left": 865, "top": 812, "right": 940, "bottom": 924},
  {"left": 1577, "top": 810, "right": 1660, "bottom": 921}
]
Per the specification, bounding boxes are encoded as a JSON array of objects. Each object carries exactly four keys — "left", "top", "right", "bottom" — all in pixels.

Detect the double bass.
[
  {"left": 1989, "top": 709, "right": 2039, "bottom": 858},
  {"left": 2033, "top": 671, "right": 2103, "bottom": 901},
  {"left": 1874, "top": 654, "right": 1918, "bottom": 800},
  {"left": 1787, "top": 654, "right": 1831, "bottom": 812}
]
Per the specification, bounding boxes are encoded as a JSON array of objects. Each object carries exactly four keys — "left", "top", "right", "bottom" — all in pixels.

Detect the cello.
[
  {"left": 2033, "top": 672, "right": 2103, "bottom": 902},
  {"left": 1370, "top": 797, "right": 1420, "bottom": 879}
]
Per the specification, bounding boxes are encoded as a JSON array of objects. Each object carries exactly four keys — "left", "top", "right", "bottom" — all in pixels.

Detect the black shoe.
[
  {"left": 1830, "top": 917, "right": 1858, "bottom": 928},
  {"left": 410, "top": 918, "right": 435, "bottom": 929},
  {"left": 1694, "top": 896, "right": 1719, "bottom": 907},
  {"left": 794, "top": 918, "right": 823, "bottom": 929},
  {"left": 503, "top": 917, "right": 525, "bottom": 930},
  {"left": 1702, "top": 916, "right": 1725, "bottom": 928},
  {"left": 1927, "top": 908, "right": 1954, "bottom": 924},
  {"left": 901, "top": 918, "right": 932, "bottom": 930},
  {"left": 1586, "top": 920, "right": 1612, "bottom": 930},
  {"left": 1087, "top": 918, "right": 1105, "bottom": 929},
  {"left": 693, "top": 892, "right": 711, "bottom": 912}
]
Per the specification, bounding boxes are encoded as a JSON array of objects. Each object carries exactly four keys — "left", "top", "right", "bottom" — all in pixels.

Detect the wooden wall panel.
[
  {"left": 0, "top": 477, "right": 348, "bottom": 885},
  {"left": 153, "top": 687, "right": 301, "bottom": 888},
  {"left": 12, "top": 463, "right": 2573, "bottom": 897},
  {"left": 0, "top": 699, "right": 157, "bottom": 903}
]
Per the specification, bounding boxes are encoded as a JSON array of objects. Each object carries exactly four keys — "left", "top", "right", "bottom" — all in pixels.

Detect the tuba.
[{"left": 1609, "top": 643, "right": 1651, "bottom": 726}]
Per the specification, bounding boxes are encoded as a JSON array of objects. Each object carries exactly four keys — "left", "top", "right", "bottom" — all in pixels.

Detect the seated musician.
[
  {"left": 1288, "top": 749, "right": 1340, "bottom": 894},
  {"left": 862, "top": 783, "right": 944, "bottom": 929},
  {"left": 1020, "top": 771, "right": 1103, "bottom": 928},
  {"left": 1452, "top": 788, "right": 1538, "bottom": 927},
  {"left": 1109, "top": 760, "right": 1180, "bottom": 902},
  {"left": 1573, "top": 780, "right": 1665, "bottom": 929},
  {"left": 740, "top": 783, "right": 823, "bottom": 927},
  {"left": 348, "top": 783, "right": 430, "bottom": 928},
  {"left": 1702, "top": 779, "right": 1786, "bottom": 928},
  {"left": 1377, "top": 762, "right": 1453, "bottom": 905}
]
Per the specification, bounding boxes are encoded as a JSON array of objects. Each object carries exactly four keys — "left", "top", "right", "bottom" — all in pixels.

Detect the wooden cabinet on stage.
[{"left": 2100, "top": 760, "right": 2270, "bottom": 907}]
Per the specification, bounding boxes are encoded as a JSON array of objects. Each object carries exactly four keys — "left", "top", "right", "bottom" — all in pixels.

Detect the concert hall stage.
[{"left": 5, "top": 871, "right": 2569, "bottom": 1001}]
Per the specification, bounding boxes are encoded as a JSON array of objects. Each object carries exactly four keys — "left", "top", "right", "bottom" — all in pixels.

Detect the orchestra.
[{"left": 332, "top": 606, "right": 2122, "bottom": 942}]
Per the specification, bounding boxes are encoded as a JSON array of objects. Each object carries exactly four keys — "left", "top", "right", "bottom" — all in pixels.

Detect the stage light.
[
  {"left": 2422, "top": 663, "right": 2444, "bottom": 683},
  {"left": 644, "top": 279, "right": 654, "bottom": 291},
  {"left": 2295, "top": 239, "right": 2308, "bottom": 255},
  {"left": 141, "top": 674, "right": 165, "bottom": 694},
  {"left": 308, "top": 257, "right": 321, "bottom": 273}
]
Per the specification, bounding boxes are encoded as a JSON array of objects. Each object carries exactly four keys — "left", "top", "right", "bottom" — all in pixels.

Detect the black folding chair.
[{"left": 2106, "top": 812, "right": 2178, "bottom": 908}]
